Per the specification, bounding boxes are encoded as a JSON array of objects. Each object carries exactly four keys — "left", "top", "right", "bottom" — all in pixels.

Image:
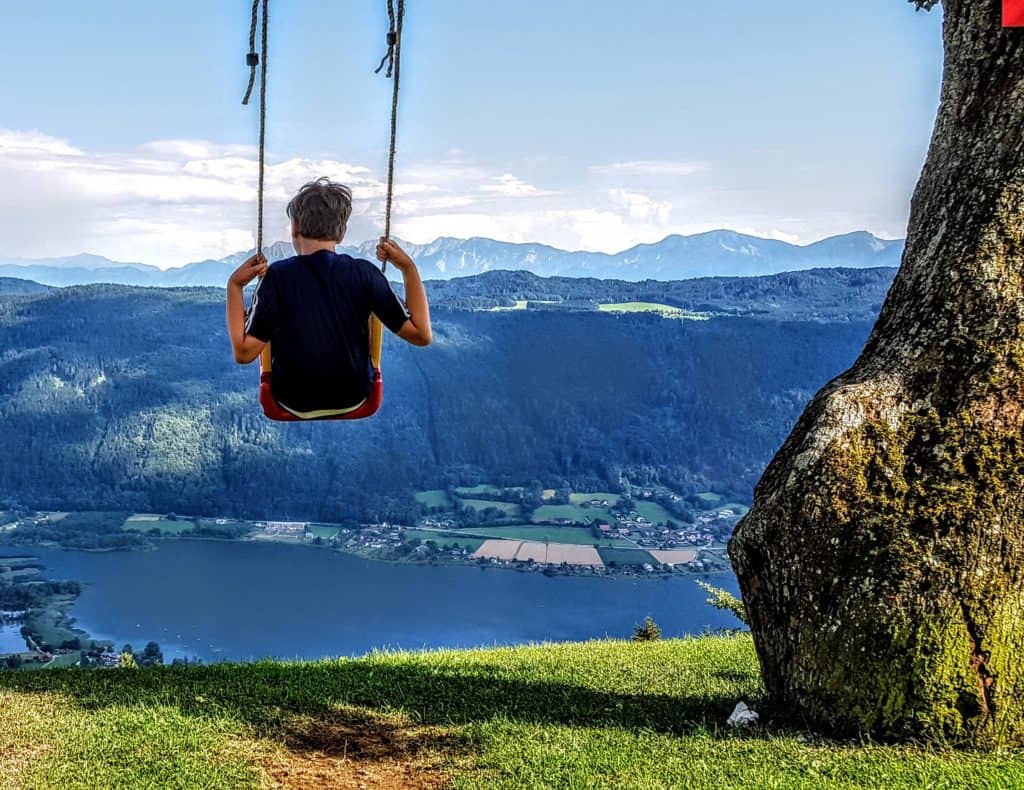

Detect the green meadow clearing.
[
  {"left": 598, "top": 302, "right": 710, "bottom": 320},
  {"left": 597, "top": 547, "right": 658, "bottom": 566},
  {"left": 415, "top": 489, "right": 455, "bottom": 509},
  {"left": 2, "top": 635, "right": 1020, "bottom": 789},
  {"left": 403, "top": 530, "right": 486, "bottom": 552},
  {"left": 456, "top": 499, "right": 523, "bottom": 518},
  {"left": 122, "top": 514, "right": 196, "bottom": 535},
  {"left": 461, "top": 525, "right": 630, "bottom": 547},
  {"left": 634, "top": 501, "right": 686, "bottom": 527},
  {"left": 305, "top": 524, "right": 340, "bottom": 540},
  {"left": 532, "top": 503, "right": 617, "bottom": 524}
]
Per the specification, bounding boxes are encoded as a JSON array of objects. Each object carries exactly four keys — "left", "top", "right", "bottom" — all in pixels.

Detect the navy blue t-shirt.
[{"left": 245, "top": 250, "right": 409, "bottom": 412}]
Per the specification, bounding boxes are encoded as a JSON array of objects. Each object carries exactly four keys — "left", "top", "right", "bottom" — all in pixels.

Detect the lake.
[
  {"left": 0, "top": 622, "right": 27, "bottom": 654},
  {"left": 13, "top": 541, "right": 743, "bottom": 662}
]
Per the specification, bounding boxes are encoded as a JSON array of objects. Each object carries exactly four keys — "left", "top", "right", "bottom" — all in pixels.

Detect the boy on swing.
[{"left": 226, "top": 178, "right": 432, "bottom": 417}]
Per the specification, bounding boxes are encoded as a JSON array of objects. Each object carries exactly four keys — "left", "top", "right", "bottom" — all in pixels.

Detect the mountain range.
[{"left": 0, "top": 230, "right": 904, "bottom": 287}]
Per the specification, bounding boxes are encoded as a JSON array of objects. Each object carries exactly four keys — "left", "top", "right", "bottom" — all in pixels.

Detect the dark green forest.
[{"left": 0, "top": 268, "right": 892, "bottom": 523}]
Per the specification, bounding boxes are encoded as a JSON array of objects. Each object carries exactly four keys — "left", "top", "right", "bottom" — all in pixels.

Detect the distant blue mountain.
[
  {"left": 0, "top": 230, "right": 904, "bottom": 287},
  {"left": 0, "top": 277, "right": 52, "bottom": 295}
]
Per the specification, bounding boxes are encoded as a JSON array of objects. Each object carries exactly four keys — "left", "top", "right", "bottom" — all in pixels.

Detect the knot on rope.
[
  {"left": 241, "top": 0, "right": 266, "bottom": 106},
  {"left": 375, "top": 0, "right": 402, "bottom": 77}
]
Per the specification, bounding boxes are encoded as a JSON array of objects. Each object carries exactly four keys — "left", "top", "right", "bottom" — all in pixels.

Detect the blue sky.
[{"left": 0, "top": 0, "right": 943, "bottom": 266}]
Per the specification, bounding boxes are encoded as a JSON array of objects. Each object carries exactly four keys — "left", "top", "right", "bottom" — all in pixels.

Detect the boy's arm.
[
  {"left": 376, "top": 239, "right": 432, "bottom": 347},
  {"left": 226, "top": 254, "right": 269, "bottom": 364}
]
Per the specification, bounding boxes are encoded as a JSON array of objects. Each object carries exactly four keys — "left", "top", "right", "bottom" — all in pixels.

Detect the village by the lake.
[{"left": 0, "top": 482, "right": 744, "bottom": 669}]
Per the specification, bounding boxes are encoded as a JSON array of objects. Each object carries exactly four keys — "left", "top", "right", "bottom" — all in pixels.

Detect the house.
[{"left": 265, "top": 521, "right": 306, "bottom": 536}]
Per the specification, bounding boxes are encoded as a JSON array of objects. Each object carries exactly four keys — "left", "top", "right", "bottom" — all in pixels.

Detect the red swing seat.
[{"left": 257, "top": 316, "right": 386, "bottom": 422}]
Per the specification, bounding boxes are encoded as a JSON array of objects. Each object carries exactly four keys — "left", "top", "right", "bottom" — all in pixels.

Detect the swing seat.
[
  {"left": 257, "top": 315, "right": 386, "bottom": 422},
  {"left": 259, "top": 366, "right": 383, "bottom": 421}
]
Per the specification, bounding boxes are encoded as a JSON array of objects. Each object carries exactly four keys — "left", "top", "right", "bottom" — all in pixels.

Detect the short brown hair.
[{"left": 286, "top": 178, "right": 353, "bottom": 241}]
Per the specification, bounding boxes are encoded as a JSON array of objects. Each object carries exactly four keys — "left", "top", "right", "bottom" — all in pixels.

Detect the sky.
[{"left": 0, "top": 0, "right": 943, "bottom": 268}]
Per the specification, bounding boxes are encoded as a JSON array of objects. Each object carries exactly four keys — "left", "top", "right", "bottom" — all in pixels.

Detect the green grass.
[
  {"left": 454, "top": 484, "right": 504, "bottom": 497},
  {"left": 485, "top": 300, "right": 530, "bottom": 311},
  {"left": 721, "top": 502, "right": 750, "bottom": 516},
  {"left": 569, "top": 492, "right": 622, "bottom": 506},
  {"left": 457, "top": 499, "right": 523, "bottom": 518},
  {"left": 122, "top": 514, "right": 196, "bottom": 535},
  {"left": 597, "top": 547, "right": 657, "bottom": 566},
  {"left": 695, "top": 491, "right": 724, "bottom": 505},
  {"left": 598, "top": 302, "right": 710, "bottom": 320},
  {"left": 635, "top": 501, "right": 685, "bottom": 527},
  {"left": 20, "top": 596, "right": 86, "bottom": 652},
  {"left": 2, "top": 635, "right": 1021, "bottom": 788},
  {"left": 403, "top": 530, "right": 485, "bottom": 552},
  {"left": 532, "top": 503, "right": 616, "bottom": 524},
  {"left": 415, "top": 489, "right": 455, "bottom": 509},
  {"left": 461, "top": 525, "right": 628, "bottom": 547},
  {"left": 306, "top": 525, "right": 339, "bottom": 540}
]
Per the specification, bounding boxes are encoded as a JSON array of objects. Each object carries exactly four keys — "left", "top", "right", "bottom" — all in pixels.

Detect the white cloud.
[
  {"left": 590, "top": 159, "right": 711, "bottom": 177},
  {"left": 480, "top": 174, "right": 539, "bottom": 197},
  {"left": 608, "top": 190, "right": 672, "bottom": 224},
  {"left": 0, "top": 128, "right": 904, "bottom": 265},
  {"left": 0, "top": 130, "right": 84, "bottom": 157}
]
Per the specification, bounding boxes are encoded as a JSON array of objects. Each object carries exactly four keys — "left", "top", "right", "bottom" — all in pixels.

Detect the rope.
[
  {"left": 242, "top": 0, "right": 269, "bottom": 259},
  {"left": 376, "top": 0, "right": 405, "bottom": 248},
  {"left": 243, "top": 0, "right": 403, "bottom": 265}
]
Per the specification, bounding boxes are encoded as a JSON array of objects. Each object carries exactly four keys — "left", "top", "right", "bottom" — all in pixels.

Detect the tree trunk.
[{"left": 729, "top": 0, "right": 1024, "bottom": 747}]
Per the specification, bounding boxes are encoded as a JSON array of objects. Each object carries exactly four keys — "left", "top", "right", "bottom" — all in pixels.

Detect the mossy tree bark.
[{"left": 729, "top": 0, "right": 1024, "bottom": 746}]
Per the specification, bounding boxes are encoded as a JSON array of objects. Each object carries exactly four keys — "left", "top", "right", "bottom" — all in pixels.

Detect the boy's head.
[{"left": 286, "top": 178, "right": 353, "bottom": 244}]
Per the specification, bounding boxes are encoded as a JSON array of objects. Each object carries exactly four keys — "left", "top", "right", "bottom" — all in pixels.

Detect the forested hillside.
[{"left": 0, "top": 269, "right": 886, "bottom": 522}]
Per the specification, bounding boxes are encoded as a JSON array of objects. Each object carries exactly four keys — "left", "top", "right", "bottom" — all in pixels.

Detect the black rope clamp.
[
  {"left": 247, "top": 52, "right": 259, "bottom": 67},
  {"left": 387, "top": 32, "right": 397, "bottom": 46}
]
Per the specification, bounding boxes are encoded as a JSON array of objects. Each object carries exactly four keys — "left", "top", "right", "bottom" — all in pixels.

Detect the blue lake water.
[
  {"left": 14, "top": 541, "right": 742, "bottom": 662},
  {"left": 0, "top": 622, "right": 27, "bottom": 654}
]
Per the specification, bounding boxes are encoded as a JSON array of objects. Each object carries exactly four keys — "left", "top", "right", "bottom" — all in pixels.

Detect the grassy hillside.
[{"left": 1, "top": 635, "right": 1021, "bottom": 788}]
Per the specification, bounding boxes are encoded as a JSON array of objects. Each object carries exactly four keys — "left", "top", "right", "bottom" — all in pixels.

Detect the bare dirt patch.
[
  {"left": 515, "top": 542, "right": 603, "bottom": 567},
  {"left": 472, "top": 539, "right": 522, "bottom": 561},
  {"left": 259, "top": 708, "right": 458, "bottom": 789}
]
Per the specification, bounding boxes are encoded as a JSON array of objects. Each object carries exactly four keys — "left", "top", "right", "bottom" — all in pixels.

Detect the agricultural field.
[
  {"left": 306, "top": 525, "right": 340, "bottom": 540},
  {"left": 485, "top": 299, "right": 529, "bottom": 311},
  {"left": 568, "top": 492, "right": 622, "bottom": 506},
  {"left": 598, "top": 302, "right": 709, "bottom": 320},
  {"left": 694, "top": 492, "right": 723, "bottom": 505},
  {"left": 649, "top": 549, "right": 699, "bottom": 567},
  {"left": 403, "top": 530, "right": 484, "bottom": 552},
  {"left": 414, "top": 489, "right": 454, "bottom": 509},
  {"left": 471, "top": 539, "right": 522, "bottom": 561},
  {"left": 472, "top": 540, "right": 604, "bottom": 567},
  {"left": 597, "top": 547, "right": 657, "bottom": 566},
  {"left": 634, "top": 501, "right": 686, "bottom": 527},
  {"left": 462, "top": 525, "right": 629, "bottom": 547},
  {"left": 454, "top": 484, "right": 505, "bottom": 497},
  {"left": 123, "top": 514, "right": 196, "bottom": 535},
  {"left": 514, "top": 542, "right": 604, "bottom": 567},
  {"left": 720, "top": 502, "right": 750, "bottom": 516},
  {"left": 532, "top": 503, "right": 616, "bottom": 524}
]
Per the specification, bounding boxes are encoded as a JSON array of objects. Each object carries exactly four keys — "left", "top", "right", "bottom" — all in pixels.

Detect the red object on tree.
[{"left": 1005, "top": 0, "right": 1024, "bottom": 27}]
